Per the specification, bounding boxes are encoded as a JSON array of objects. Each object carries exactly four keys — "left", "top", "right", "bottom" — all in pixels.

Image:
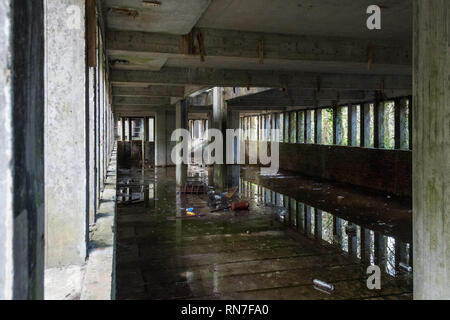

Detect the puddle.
[{"left": 239, "top": 178, "right": 413, "bottom": 278}]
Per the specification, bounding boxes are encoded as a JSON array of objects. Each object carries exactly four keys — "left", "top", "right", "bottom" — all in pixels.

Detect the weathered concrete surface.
[
  {"left": 0, "top": 0, "right": 14, "bottom": 300},
  {"left": 107, "top": 28, "right": 411, "bottom": 75},
  {"left": 45, "top": 0, "right": 87, "bottom": 267},
  {"left": 0, "top": 0, "right": 45, "bottom": 300},
  {"left": 269, "top": 143, "right": 412, "bottom": 197},
  {"left": 44, "top": 265, "right": 85, "bottom": 300},
  {"left": 103, "top": 0, "right": 211, "bottom": 35},
  {"left": 81, "top": 147, "right": 117, "bottom": 300},
  {"left": 412, "top": 0, "right": 450, "bottom": 300},
  {"left": 12, "top": 0, "right": 46, "bottom": 300}
]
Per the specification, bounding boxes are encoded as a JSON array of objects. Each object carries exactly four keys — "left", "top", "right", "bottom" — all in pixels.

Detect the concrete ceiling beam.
[
  {"left": 111, "top": 67, "right": 412, "bottom": 90},
  {"left": 113, "top": 96, "right": 171, "bottom": 106},
  {"left": 112, "top": 85, "right": 185, "bottom": 97},
  {"left": 106, "top": 28, "right": 412, "bottom": 70}
]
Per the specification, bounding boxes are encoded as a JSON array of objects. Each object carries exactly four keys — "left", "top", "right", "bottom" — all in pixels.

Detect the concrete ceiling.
[
  {"left": 103, "top": 0, "right": 211, "bottom": 34},
  {"left": 103, "top": 0, "right": 413, "bottom": 114},
  {"left": 196, "top": 0, "right": 412, "bottom": 41}
]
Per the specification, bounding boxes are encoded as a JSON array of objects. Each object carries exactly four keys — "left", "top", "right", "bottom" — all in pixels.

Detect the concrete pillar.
[
  {"left": 45, "top": 0, "right": 87, "bottom": 267},
  {"left": 305, "top": 206, "right": 312, "bottom": 235},
  {"left": 305, "top": 110, "right": 312, "bottom": 143},
  {"left": 413, "top": 0, "right": 450, "bottom": 300},
  {"left": 314, "top": 109, "right": 322, "bottom": 144},
  {"left": 156, "top": 111, "right": 167, "bottom": 167},
  {"left": 348, "top": 104, "right": 358, "bottom": 146},
  {"left": 395, "top": 98, "right": 409, "bottom": 150},
  {"left": 360, "top": 228, "right": 371, "bottom": 264},
  {"left": 176, "top": 100, "right": 188, "bottom": 185},
  {"left": 121, "top": 117, "right": 125, "bottom": 141},
  {"left": 314, "top": 210, "right": 323, "bottom": 239},
  {"left": 88, "top": 67, "right": 96, "bottom": 225},
  {"left": 128, "top": 118, "right": 132, "bottom": 142},
  {"left": 227, "top": 110, "right": 241, "bottom": 187},
  {"left": 360, "top": 103, "right": 371, "bottom": 147},
  {"left": 374, "top": 100, "right": 385, "bottom": 148},
  {"left": 0, "top": 0, "right": 45, "bottom": 300},
  {"left": 213, "top": 87, "right": 227, "bottom": 192},
  {"left": 333, "top": 105, "right": 342, "bottom": 145}
]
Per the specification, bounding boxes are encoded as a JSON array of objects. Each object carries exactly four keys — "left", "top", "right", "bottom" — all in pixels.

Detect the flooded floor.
[{"left": 115, "top": 165, "right": 412, "bottom": 300}]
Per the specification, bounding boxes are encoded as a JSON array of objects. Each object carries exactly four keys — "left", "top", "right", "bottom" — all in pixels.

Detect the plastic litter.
[
  {"left": 399, "top": 262, "right": 412, "bottom": 272},
  {"left": 313, "top": 279, "right": 334, "bottom": 292}
]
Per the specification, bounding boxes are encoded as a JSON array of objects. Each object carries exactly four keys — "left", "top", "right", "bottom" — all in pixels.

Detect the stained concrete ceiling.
[
  {"left": 197, "top": 0, "right": 412, "bottom": 40},
  {"left": 103, "top": 0, "right": 212, "bottom": 34},
  {"left": 103, "top": 0, "right": 413, "bottom": 114}
]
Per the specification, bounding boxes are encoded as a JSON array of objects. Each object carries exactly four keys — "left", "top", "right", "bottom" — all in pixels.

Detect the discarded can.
[
  {"left": 399, "top": 262, "right": 413, "bottom": 273},
  {"left": 232, "top": 201, "right": 250, "bottom": 211},
  {"left": 186, "top": 208, "right": 194, "bottom": 213},
  {"left": 313, "top": 279, "right": 335, "bottom": 292}
]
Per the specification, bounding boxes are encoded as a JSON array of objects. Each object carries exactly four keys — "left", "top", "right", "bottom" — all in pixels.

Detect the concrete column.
[
  {"left": 305, "top": 206, "right": 312, "bottom": 235},
  {"left": 413, "top": 0, "right": 450, "bottom": 300},
  {"left": 156, "top": 111, "right": 167, "bottom": 167},
  {"left": 395, "top": 98, "right": 409, "bottom": 150},
  {"left": 227, "top": 110, "right": 241, "bottom": 187},
  {"left": 314, "top": 210, "right": 323, "bottom": 239},
  {"left": 176, "top": 100, "right": 188, "bottom": 185},
  {"left": 360, "top": 228, "right": 372, "bottom": 264},
  {"left": 360, "top": 103, "right": 369, "bottom": 147},
  {"left": 333, "top": 105, "right": 342, "bottom": 145},
  {"left": 213, "top": 87, "right": 227, "bottom": 192},
  {"left": 305, "top": 110, "right": 312, "bottom": 143},
  {"left": 374, "top": 100, "right": 385, "bottom": 148},
  {"left": 45, "top": 0, "right": 87, "bottom": 267},
  {"left": 0, "top": 0, "right": 45, "bottom": 300},
  {"left": 348, "top": 104, "right": 358, "bottom": 146},
  {"left": 314, "top": 109, "right": 322, "bottom": 144},
  {"left": 88, "top": 67, "right": 96, "bottom": 225},
  {"left": 121, "top": 117, "right": 125, "bottom": 141}
]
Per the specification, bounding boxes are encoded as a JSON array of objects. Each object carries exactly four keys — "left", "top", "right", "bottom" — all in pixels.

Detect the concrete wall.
[
  {"left": 413, "top": 0, "right": 450, "bottom": 300},
  {"left": 248, "top": 142, "right": 412, "bottom": 197},
  {"left": 45, "top": 0, "right": 88, "bottom": 267}
]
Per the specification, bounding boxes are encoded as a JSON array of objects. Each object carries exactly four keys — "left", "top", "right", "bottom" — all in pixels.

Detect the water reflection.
[{"left": 239, "top": 178, "right": 412, "bottom": 278}]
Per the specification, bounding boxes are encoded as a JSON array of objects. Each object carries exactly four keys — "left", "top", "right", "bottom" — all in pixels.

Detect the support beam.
[
  {"left": 113, "top": 86, "right": 185, "bottom": 98},
  {"left": 413, "top": 0, "right": 450, "bottom": 300},
  {"left": 106, "top": 28, "right": 412, "bottom": 72},
  {"left": 113, "top": 96, "right": 171, "bottom": 106},
  {"left": 111, "top": 68, "right": 412, "bottom": 90}
]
